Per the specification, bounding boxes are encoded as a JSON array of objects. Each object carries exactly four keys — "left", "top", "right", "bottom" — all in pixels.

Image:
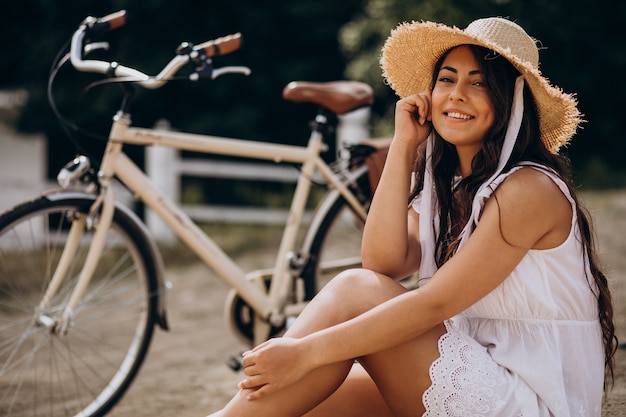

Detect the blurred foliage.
[
  {"left": 1, "top": 0, "right": 625, "bottom": 189},
  {"left": 1, "top": 0, "right": 364, "bottom": 178}
]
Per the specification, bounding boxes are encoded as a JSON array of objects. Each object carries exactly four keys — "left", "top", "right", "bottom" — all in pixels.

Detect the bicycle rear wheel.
[
  {"left": 0, "top": 194, "right": 159, "bottom": 417},
  {"left": 300, "top": 165, "right": 418, "bottom": 299},
  {"left": 299, "top": 165, "right": 371, "bottom": 298}
]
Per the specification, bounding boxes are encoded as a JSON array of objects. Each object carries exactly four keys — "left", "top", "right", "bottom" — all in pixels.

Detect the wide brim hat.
[{"left": 380, "top": 17, "right": 581, "bottom": 153}]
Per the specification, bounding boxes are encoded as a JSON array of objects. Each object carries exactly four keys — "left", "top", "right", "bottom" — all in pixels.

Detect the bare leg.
[
  {"left": 208, "top": 268, "right": 443, "bottom": 417},
  {"left": 359, "top": 323, "right": 444, "bottom": 416},
  {"left": 206, "top": 367, "right": 392, "bottom": 417},
  {"left": 302, "top": 363, "right": 393, "bottom": 417}
]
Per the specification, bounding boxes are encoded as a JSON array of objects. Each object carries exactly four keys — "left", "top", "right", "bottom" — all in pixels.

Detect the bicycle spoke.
[{"left": 0, "top": 197, "right": 156, "bottom": 416}]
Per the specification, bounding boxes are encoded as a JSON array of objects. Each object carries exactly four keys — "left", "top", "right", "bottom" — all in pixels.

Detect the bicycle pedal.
[{"left": 226, "top": 353, "right": 244, "bottom": 372}]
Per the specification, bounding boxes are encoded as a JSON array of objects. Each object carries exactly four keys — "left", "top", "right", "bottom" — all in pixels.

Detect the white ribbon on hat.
[{"left": 417, "top": 75, "right": 525, "bottom": 284}]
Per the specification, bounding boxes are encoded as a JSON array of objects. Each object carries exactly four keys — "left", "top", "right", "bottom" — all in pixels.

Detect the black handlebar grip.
[{"left": 195, "top": 33, "right": 243, "bottom": 57}]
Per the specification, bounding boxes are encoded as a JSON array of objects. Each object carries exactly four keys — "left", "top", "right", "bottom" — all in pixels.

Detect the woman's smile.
[{"left": 443, "top": 110, "right": 474, "bottom": 120}]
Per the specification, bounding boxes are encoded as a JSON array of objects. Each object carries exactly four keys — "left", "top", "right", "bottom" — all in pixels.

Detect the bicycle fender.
[{"left": 43, "top": 189, "right": 170, "bottom": 330}]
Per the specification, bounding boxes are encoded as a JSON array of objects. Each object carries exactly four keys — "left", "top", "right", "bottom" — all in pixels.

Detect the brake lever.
[
  {"left": 210, "top": 66, "right": 252, "bottom": 80},
  {"left": 84, "top": 42, "right": 110, "bottom": 56},
  {"left": 188, "top": 64, "right": 251, "bottom": 81},
  {"left": 189, "top": 59, "right": 213, "bottom": 81}
]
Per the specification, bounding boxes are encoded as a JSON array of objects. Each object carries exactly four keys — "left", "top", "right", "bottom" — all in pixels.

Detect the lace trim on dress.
[{"left": 422, "top": 322, "right": 509, "bottom": 416}]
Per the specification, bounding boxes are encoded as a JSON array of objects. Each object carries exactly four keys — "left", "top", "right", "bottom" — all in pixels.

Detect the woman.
[{"left": 208, "top": 17, "right": 617, "bottom": 416}]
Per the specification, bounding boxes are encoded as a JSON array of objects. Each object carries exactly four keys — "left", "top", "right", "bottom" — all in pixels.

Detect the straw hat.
[{"left": 380, "top": 17, "right": 581, "bottom": 153}]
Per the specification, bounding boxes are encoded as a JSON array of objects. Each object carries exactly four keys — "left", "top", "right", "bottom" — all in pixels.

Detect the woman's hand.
[
  {"left": 238, "top": 337, "right": 314, "bottom": 400},
  {"left": 393, "top": 91, "right": 432, "bottom": 147}
]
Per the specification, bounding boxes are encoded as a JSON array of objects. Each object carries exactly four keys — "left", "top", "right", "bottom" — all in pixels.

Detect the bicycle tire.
[
  {"left": 299, "top": 164, "right": 418, "bottom": 299},
  {"left": 298, "top": 165, "right": 372, "bottom": 298},
  {"left": 0, "top": 193, "right": 160, "bottom": 417}
]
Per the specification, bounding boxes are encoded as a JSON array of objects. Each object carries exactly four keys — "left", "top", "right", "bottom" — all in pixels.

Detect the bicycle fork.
[{"left": 35, "top": 184, "right": 115, "bottom": 335}]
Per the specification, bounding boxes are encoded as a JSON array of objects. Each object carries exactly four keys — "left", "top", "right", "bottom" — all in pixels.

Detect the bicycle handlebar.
[{"left": 69, "top": 10, "right": 250, "bottom": 89}]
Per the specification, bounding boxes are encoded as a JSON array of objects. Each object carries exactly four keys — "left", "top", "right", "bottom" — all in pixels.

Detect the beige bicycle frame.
[{"left": 57, "top": 111, "right": 367, "bottom": 343}]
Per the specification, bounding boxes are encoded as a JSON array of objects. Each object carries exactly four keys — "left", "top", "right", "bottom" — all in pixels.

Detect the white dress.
[{"left": 417, "top": 165, "right": 604, "bottom": 416}]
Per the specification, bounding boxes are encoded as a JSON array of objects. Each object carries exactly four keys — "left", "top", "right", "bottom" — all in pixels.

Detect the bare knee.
[
  {"left": 324, "top": 268, "right": 379, "bottom": 294},
  {"left": 323, "top": 268, "right": 405, "bottom": 308},
  {"left": 318, "top": 269, "right": 406, "bottom": 315},
  {"left": 287, "top": 269, "right": 407, "bottom": 337}
]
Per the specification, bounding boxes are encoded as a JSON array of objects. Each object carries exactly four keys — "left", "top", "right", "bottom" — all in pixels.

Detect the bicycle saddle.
[{"left": 282, "top": 81, "right": 374, "bottom": 115}]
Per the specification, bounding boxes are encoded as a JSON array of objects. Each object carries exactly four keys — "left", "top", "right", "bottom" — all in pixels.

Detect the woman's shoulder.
[
  {"left": 497, "top": 166, "right": 570, "bottom": 201},
  {"left": 500, "top": 165, "right": 562, "bottom": 193},
  {"left": 490, "top": 166, "right": 573, "bottom": 249}
]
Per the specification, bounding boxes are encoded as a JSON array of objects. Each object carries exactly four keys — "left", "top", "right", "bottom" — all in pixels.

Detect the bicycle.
[{"left": 0, "top": 10, "right": 398, "bottom": 417}]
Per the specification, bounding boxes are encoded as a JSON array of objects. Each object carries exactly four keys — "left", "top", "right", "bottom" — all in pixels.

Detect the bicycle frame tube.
[
  {"left": 104, "top": 114, "right": 367, "bottom": 324},
  {"left": 113, "top": 151, "right": 273, "bottom": 319},
  {"left": 116, "top": 123, "right": 367, "bottom": 219}
]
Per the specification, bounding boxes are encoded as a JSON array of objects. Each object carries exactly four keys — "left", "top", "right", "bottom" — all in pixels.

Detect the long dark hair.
[{"left": 410, "top": 44, "right": 617, "bottom": 387}]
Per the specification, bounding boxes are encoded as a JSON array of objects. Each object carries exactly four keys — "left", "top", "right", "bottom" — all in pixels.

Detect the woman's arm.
[
  {"left": 361, "top": 94, "right": 432, "bottom": 278},
  {"left": 239, "top": 168, "right": 572, "bottom": 399}
]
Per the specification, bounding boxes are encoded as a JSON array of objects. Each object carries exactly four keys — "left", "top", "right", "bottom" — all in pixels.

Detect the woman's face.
[{"left": 431, "top": 45, "right": 495, "bottom": 157}]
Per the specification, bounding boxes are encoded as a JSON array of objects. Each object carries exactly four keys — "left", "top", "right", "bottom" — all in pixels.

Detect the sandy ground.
[{"left": 105, "top": 190, "right": 626, "bottom": 417}]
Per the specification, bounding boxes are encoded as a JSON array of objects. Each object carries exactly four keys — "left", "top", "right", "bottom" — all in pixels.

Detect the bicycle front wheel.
[{"left": 0, "top": 194, "right": 159, "bottom": 417}]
